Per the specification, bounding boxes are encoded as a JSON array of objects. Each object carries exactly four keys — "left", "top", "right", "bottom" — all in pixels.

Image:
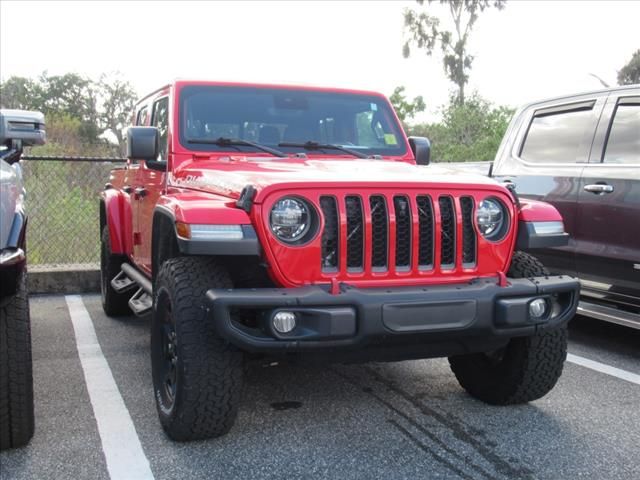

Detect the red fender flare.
[{"left": 101, "top": 189, "right": 132, "bottom": 255}]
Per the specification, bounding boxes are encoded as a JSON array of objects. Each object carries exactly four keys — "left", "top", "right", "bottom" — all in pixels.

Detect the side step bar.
[
  {"left": 109, "top": 263, "right": 153, "bottom": 316},
  {"left": 121, "top": 263, "right": 152, "bottom": 294},
  {"left": 111, "top": 270, "right": 136, "bottom": 293},
  {"left": 577, "top": 300, "right": 640, "bottom": 330}
]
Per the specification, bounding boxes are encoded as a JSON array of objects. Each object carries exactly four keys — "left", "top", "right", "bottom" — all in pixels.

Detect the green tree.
[
  {"left": 408, "top": 94, "right": 513, "bottom": 162},
  {"left": 38, "top": 72, "right": 100, "bottom": 141},
  {"left": 98, "top": 73, "right": 137, "bottom": 152},
  {"left": 617, "top": 49, "right": 640, "bottom": 85},
  {"left": 0, "top": 76, "right": 44, "bottom": 110},
  {"left": 389, "top": 86, "right": 426, "bottom": 124},
  {"left": 403, "top": 0, "right": 506, "bottom": 105},
  {"left": 0, "top": 72, "right": 137, "bottom": 152}
]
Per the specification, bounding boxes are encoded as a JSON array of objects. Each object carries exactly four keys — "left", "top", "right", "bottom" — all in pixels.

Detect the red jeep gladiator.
[{"left": 100, "top": 81, "right": 579, "bottom": 441}]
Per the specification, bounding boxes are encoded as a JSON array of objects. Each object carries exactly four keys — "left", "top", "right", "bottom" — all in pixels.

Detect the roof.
[
  {"left": 521, "top": 84, "right": 639, "bottom": 108},
  {"left": 136, "top": 80, "right": 388, "bottom": 106}
]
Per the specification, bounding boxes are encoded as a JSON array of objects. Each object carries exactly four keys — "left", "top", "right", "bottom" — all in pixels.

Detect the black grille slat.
[
  {"left": 394, "top": 196, "right": 411, "bottom": 268},
  {"left": 439, "top": 197, "right": 455, "bottom": 267},
  {"left": 460, "top": 197, "right": 476, "bottom": 265},
  {"left": 417, "top": 196, "right": 434, "bottom": 267},
  {"left": 345, "top": 196, "right": 364, "bottom": 269},
  {"left": 370, "top": 196, "right": 388, "bottom": 269},
  {"left": 320, "top": 196, "right": 339, "bottom": 270}
]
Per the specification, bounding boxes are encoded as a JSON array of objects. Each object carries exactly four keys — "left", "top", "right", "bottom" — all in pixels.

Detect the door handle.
[
  {"left": 134, "top": 187, "right": 147, "bottom": 198},
  {"left": 122, "top": 185, "right": 133, "bottom": 194},
  {"left": 583, "top": 184, "right": 614, "bottom": 194}
]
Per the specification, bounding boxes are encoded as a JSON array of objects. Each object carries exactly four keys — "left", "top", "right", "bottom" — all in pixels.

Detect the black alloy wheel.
[{"left": 152, "top": 289, "right": 179, "bottom": 415}]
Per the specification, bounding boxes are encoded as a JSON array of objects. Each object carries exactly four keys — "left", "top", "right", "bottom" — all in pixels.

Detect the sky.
[{"left": 1, "top": 0, "right": 638, "bottom": 122}]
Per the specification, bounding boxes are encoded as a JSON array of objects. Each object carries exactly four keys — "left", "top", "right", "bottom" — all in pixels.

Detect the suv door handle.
[
  {"left": 583, "top": 183, "right": 614, "bottom": 194},
  {"left": 134, "top": 187, "right": 147, "bottom": 198}
]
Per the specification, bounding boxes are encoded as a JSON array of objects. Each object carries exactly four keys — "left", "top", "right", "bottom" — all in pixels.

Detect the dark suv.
[
  {"left": 0, "top": 109, "right": 46, "bottom": 449},
  {"left": 491, "top": 85, "right": 640, "bottom": 329}
]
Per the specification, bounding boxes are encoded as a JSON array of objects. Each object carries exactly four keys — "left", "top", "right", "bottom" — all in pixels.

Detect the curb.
[{"left": 29, "top": 264, "right": 100, "bottom": 294}]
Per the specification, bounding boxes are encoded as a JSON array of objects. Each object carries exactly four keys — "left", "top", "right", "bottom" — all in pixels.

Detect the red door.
[{"left": 133, "top": 96, "right": 169, "bottom": 274}]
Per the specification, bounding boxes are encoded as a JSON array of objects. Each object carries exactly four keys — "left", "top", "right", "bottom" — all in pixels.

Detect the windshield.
[{"left": 179, "top": 85, "right": 407, "bottom": 157}]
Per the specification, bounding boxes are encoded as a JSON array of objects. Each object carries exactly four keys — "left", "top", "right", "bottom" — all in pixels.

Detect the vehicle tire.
[
  {"left": 448, "top": 251, "right": 567, "bottom": 405},
  {"left": 0, "top": 270, "right": 35, "bottom": 450},
  {"left": 151, "top": 256, "right": 243, "bottom": 441},
  {"left": 100, "top": 227, "right": 130, "bottom": 316}
]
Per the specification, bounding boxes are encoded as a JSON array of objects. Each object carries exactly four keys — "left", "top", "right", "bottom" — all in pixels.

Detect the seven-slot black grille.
[{"left": 319, "top": 194, "right": 477, "bottom": 273}]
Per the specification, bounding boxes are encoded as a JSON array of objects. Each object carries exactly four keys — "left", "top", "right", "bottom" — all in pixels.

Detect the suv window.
[
  {"left": 136, "top": 106, "right": 149, "bottom": 126},
  {"left": 151, "top": 97, "right": 169, "bottom": 161},
  {"left": 603, "top": 103, "right": 640, "bottom": 164},
  {"left": 520, "top": 104, "right": 597, "bottom": 163}
]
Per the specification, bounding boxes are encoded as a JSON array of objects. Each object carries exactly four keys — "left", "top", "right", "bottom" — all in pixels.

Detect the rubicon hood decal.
[{"left": 170, "top": 157, "right": 502, "bottom": 201}]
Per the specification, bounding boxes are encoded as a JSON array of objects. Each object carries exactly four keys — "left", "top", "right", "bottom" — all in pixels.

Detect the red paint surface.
[
  {"left": 102, "top": 80, "right": 567, "bottom": 287},
  {"left": 518, "top": 199, "right": 564, "bottom": 223},
  {"left": 254, "top": 187, "right": 517, "bottom": 288}
]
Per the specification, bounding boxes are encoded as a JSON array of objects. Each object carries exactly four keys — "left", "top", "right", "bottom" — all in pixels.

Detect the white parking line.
[
  {"left": 65, "top": 295, "right": 155, "bottom": 480},
  {"left": 567, "top": 353, "right": 640, "bottom": 386}
]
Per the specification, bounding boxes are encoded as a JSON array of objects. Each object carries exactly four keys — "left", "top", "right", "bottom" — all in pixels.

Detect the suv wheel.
[
  {"left": 0, "top": 270, "right": 35, "bottom": 450},
  {"left": 151, "top": 257, "right": 243, "bottom": 441},
  {"left": 448, "top": 251, "right": 568, "bottom": 405},
  {"left": 100, "top": 227, "right": 131, "bottom": 316}
]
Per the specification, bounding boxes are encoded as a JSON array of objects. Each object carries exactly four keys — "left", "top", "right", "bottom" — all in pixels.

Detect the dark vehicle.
[
  {"left": 0, "top": 109, "right": 46, "bottom": 449},
  {"left": 491, "top": 85, "right": 640, "bottom": 329}
]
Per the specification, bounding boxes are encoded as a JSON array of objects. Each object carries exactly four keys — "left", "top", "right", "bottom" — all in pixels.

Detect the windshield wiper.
[
  {"left": 278, "top": 141, "right": 368, "bottom": 159},
  {"left": 187, "top": 137, "right": 287, "bottom": 158}
]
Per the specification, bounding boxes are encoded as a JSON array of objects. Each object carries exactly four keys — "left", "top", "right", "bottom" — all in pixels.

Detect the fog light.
[
  {"left": 529, "top": 298, "right": 548, "bottom": 319},
  {"left": 273, "top": 311, "right": 297, "bottom": 333}
]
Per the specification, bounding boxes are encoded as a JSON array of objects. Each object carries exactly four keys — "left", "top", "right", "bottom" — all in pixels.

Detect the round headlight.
[
  {"left": 270, "top": 197, "right": 311, "bottom": 243},
  {"left": 476, "top": 198, "right": 506, "bottom": 240}
]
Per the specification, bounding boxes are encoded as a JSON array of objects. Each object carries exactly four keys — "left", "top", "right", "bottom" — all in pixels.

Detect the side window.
[
  {"left": 603, "top": 102, "right": 640, "bottom": 164},
  {"left": 151, "top": 97, "right": 169, "bottom": 161},
  {"left": 520, "top": 103, "right": 597, "bottom": 163},
  {"left": 136, "top": 106, "right": 149, "bottom": 126}
]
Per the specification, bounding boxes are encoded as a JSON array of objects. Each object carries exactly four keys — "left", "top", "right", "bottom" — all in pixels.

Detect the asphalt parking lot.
[{"left": 1, "top": 294, "right": 639, "bottom": 480}]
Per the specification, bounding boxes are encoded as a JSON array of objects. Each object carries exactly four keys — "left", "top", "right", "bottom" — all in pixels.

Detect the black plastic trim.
[
  {"left": 516, "top": 221, "right": 570, "bottom": 249},
  {"left": 6, "top": 210, "right": 26, "bottom": 248},
  {"left": 236, "top": 185, "right": 257, "bottom": 212},
  {"left": 152, "top": 206, "right": 261, "bottom": 257},
  {"left": 205, "top": 275, "right": 579, "bottom": 354}
]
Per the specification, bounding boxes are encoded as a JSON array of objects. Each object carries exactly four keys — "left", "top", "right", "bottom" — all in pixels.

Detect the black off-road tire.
[
  {"left": 151, "top": 257, "right": 243, "bottom": 441},
  {"left": 0, "top": 270, "right": 35, "bottom": 450},
  {"left": 100, "top": 227, "right": 130, "bottom": 316},
  {"left": 507, "top": 250, "right": 550, "bottom": 277},
  {"left": 448, "top": 251, "right": 567, "bottom": 405}
]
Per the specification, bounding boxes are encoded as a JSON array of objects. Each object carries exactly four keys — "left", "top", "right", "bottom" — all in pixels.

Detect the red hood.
[{"left": 170, "top": 156, "right": 505, "bottom": 202}]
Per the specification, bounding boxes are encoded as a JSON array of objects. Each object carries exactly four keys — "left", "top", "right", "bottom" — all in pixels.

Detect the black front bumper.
[{"left": 205, "top": 275, "right": 579, "bottom": 358}]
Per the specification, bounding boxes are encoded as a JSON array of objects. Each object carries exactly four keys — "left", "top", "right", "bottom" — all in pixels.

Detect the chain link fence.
[{"left": 21, "top": 158, "right": 125, "bottom": 267}]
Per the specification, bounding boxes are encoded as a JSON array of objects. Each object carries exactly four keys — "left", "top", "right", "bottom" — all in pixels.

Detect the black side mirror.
[
  {"left": 408, "top": 136, "right": 431, "bottom": 166},
  {"left": 127, "top": 127, "right": 159, "bottom": 162}
]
